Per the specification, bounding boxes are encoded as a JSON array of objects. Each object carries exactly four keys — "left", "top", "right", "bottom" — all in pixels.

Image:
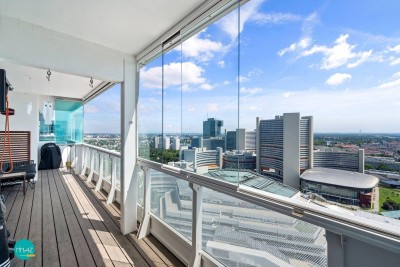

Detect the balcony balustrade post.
[
  {"left": 137, "top": 166, "right": 151, "bottom": 239},
  {"left": 95, "top": 153, "right": 104, "bottom": 191},
  {"left": 189, "top": 182, "right": 203, "bottom": 267},
  {"left": 87, "top": 149, "right": 95, "bottom": 183},
  {"left": 107, "top": 156, "right": 117, "bottom": 204},
  {"left": 80, "top": 146, "right": 87, "bottom": 176}
]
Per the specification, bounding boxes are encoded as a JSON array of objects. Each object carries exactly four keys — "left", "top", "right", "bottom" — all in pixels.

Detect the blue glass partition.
[{"left": 54, "top": 99, "right": 84, "bottom": 144}]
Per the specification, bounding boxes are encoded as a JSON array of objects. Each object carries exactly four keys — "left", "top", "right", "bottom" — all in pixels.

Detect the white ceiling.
[
  {"left": 0, "top": 0, "right": 205, "bottom": 55},
  {"left": 0, "top": 0, "right": 206, "bottom": 99},
  {"left": 0, "top": 61, "right": 102, "bottom": 99}
]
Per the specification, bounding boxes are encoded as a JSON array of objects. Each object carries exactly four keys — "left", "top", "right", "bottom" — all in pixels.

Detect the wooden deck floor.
[{"left": 2, "top": 169, "right": 184, "bottom": 267}]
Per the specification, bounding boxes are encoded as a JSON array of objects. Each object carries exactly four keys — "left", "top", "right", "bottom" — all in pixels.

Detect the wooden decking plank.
[
  {"left": 63, "top": 171, "right": 134, "bottom": 266},
  {"left": 64, "top": 171, "right": 148, "bottom": 266},
  {"left": 59, "top": 170, "right": 130, "bottom": 266},
  {"left": 42, "top": 170, "right": 60, "bottom": 267},
  {"left": 11, "top": 176, "right": 35, "bottom": 267},
  {"left": 55, "top": 169, "right": 112, "bottom": 267},
  {"left": 51, "top": 169, "right": 97, "bottom": 267},
  {"left": 26, "top": 172, "right": 43, "bottom": 267},
  {"left": 47, "top": 169, "right": 78, "bottom": 267},
  {"left": 4, "top": 183, "right": 21, "bottom": 218},
  {"left": 78, "top": 175, "right": 184, "bottom": 267},
  {"left": 71, "top": 173, "right": 155, "bottom": 267},
  {"left": 5, "top": 184, "right": 25, "bottom": 238}
]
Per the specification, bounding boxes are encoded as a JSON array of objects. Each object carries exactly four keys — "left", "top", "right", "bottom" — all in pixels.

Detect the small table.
[{"left": 0, "top": 172, "right": 27, "bottom": 195}]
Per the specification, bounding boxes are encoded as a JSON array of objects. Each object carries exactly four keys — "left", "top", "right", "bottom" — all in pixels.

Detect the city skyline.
[{"left": 86, "top": 0, "right": 400, "bottom": 134}]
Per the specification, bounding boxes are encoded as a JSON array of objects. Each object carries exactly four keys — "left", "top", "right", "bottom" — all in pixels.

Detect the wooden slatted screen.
[{"left": 0, "top": 131, "right": 31, "bottom": 162}]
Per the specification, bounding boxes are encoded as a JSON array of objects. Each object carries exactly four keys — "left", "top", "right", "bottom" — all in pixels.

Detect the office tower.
[
  {"left": 163, "top": 136, "right": 170, "bottom": 150},
  {"left": 172, "top": 137, "right": 180, "bottom": 150},
  {"left": 191, "top": 137, "right": 203, "bottom": 148},
  {"left": 256, "top": 113, "right": 313, "bottom": 189},
  {"left": 203, "top": 118, "right": 223, "bottom": 138},
  {"left": 181, "top": 147, "right": 223, "bottom": 173},
  {"left": 225, "top": 129, "right": 256, "bottom": 152},
  {"left": 204, "top": 137, "right": 225, "bottom": 151},
  {"left": 313, "top": 148, "right": 365, "bottom": 173}
]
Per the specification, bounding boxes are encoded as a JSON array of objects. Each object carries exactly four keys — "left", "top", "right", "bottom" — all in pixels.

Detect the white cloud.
[
  {"left": 237, "top": 76, "right": 249, "bottom": 83},
  {"left": 218, "top": 0, "right": 300, "bottom": 41},
  {"left": 248, "top": 68, "right": 263, "bottom": 77},
  {"left": 181, "top": 33, "right": 225, "bottom": 62},
  {"left": 302, "top": 34, "right": 373, "bottom": 70},
  {"left": 325, "top": 73, "right": 352, "bottom": 86},
  {"left": 379, "top": 72, "right": 400, "bottom": 88},
  {"left": 283, "top": 92, "right": 293, "bottom": 98},
  {"left": 218, "top": 60, "right": 225, "bottom": 68},
  {"left": 390, "top": 57, "right": 400, "bottom": 66},
  {"left": 347, "top": 50, "right": 373, "bottom": 68},
  {"left": 240, "top": 87, "right": 262, "bottom": 95},
  {"left": 199, "top": 83, "right": 214, "bottom": 90},
  {"left": 387, "top": 44, "right": 400, "bottom": 53},
  {"left": 223, "top": 80, "right": 230, "bottom": 85},
  {"left": 140, "top": 62, "right": 205, "bottom": 89},
  {"left": 278, "top": 37, "right": 311, "bottom": 56},
  {"left": 278, "top": 13, "right": 318, "bottom": 56}
]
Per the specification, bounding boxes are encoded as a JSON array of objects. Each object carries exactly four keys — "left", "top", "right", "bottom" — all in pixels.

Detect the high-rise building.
[
  {"left": 171, "top": 137, "right": 180, "bottom": 150},
  {"left": 256, "top": 113, "right": 313, "bottom": 189},
  {"left": 203, "top": 118, "right": 223, "bottom": 138},
  {"left": 163, "top": 136, "right": 170, "bottom": 150},
  {"left": 225, "top": 129, "right": 256, "bottom": 152},
  {"left": 191, "top": 137, "right": 203, "bottom": 148},
  {"left": 154, "top": 136, "right": 161, "bottom": 149},
  {"left": 313, "top": 149, "right": 365, "bottom": 173}
]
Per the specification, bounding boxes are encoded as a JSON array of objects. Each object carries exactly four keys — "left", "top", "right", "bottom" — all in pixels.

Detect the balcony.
[{"left": 1, "top": 1, "right": 400, "bottom": 267}]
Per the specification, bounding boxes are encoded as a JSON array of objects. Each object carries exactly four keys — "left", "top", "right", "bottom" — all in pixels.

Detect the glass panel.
[
  {"left": 150, "top": 169, "right": 192, "bottom": 240},
  {"left": 178, "top": 1, "right": 240, "bottom": 184},
  {"left": 138, "top": 56, "right": 163, "bottom": 163},
  {"left": 102, "top": 154, "right": 112, "bottom": 182},
  {"left": 137, "top": 167, "right": 144, "bottom": 206},
  {"left": 55, "top": 99, "right": 83, "bottom": 144},
  {"left": 115, "top": 157, "right": 121, "bottom": 190},
  {"left": 202, "top": 187, "right": 327, "bottom": 267}
]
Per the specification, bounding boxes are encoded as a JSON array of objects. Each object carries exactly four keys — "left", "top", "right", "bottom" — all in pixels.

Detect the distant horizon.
[{"left": 85, "top": 132, "right": 400, "bottom": 135}]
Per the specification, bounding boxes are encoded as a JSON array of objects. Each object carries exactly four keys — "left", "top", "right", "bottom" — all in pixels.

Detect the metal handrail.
[{"left": 136, "top": 157, "right": 400, "bottom": 255}]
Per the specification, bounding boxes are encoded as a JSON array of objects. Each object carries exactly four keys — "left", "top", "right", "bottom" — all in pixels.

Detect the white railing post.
[
  {"left": 87, "top": 149, "right": 95, "bottom": 183},
  {"left": 137, "top": 166, "right": 151, "bottom": 239},
  {"left": 189, "top": 182, "right": 203, "bottom": 267},
  {"left": 95, "top": 152, "right": 104, "bottom": 191},
  {"left": 80, "top": 146, "right": 87, "bottom": 176},
  {"left": 107, "top": 156, "right": 117, "bottom": 204}
]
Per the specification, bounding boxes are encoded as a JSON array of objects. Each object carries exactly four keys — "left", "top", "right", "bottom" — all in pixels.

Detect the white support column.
[
  {"left": 107, "top": 156, "right": 117, "bottom": 204},
  {"left": 137, "top": 167, "right": 151, "bottom": 239},
  {"left": 95, "top": 153, "right": 104, "bottom": 191},
  {"left": 87, "top": 149, "right": 95, "bottom": 183},
  {"left": 189, "top": 182, "right": 203, "bottom": 267},
  {"left": 121, "top": 57, "right": 139, "bottom": 234}
]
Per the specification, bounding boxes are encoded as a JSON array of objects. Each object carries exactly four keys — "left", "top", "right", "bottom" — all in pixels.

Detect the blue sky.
[{"left": 88, "top": 0, "right": 400, "bottom": 134}]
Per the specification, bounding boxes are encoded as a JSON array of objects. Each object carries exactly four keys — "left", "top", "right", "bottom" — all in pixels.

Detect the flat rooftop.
[
  {"left": 300, "top": 167, "right": 379, "bottom": 189},
  {"left": 207, "top": 169, "right": 298, "bottom": 198}
]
